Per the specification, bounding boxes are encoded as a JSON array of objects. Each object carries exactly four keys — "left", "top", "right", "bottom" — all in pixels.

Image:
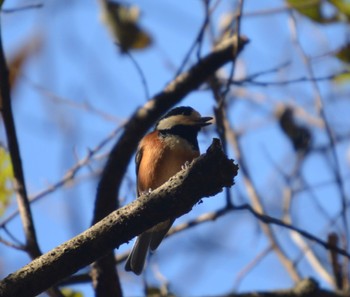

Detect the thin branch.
[
  {"left": 1, "top": 3, "right": 43, "bottom": 13},
  {"left": 174, "top": 0, "right": 211, "bottom": 77},
  {"left": 234, "top": 203, "right": 350, "bottom": 259},
  {"left": 124, "top": 50, "right": 150, "bottom": 101},
  {"left": 233, "top": 245, "right": 273, "bottom": 291},
  {"left": 328, "top": 233, "right": 344, "bottom": 290},
  {"left": 0, "top": 13, "right": 65, "bottom": 297},
  {"left": 224, "top": 117, "right": 302, "bottom": 282},
  {"left": 222, "top": 0, "right": 244, "bottom": 97},
  {"left": 2, "top": 225, "right": 23, "bottom": 246},
  {"left": 25, "top": 78, "right": 122, "bottom": 123},
  {"left": 0, "top": 126, "right": 122, "bottom": 227},
  {"left": 282, "top": 186, "right": 335, "bottom": 287},
  {"left": 262, "top": 144, "right": 340, "bottom": 286},
  {"left": 288, "top": 12, "right": 350, "bottom": 284},
  {"left": 226, "top": 278, "right": 348, "bottom": 297},
  {"left": 209, "top": 1, "right": 244, "bottom": 207},
  {"left": 229, "top": 71, "right": 350, "bottom": 87},
  {"left": 60, "top": 276, "right": 349, "bottom": 297},
  {"left": 167, "top": 191, "right": 350, "bottom": 260},
  {"left": 0, "top": 235, "right": 25, "bottom": 251},
  {"left": 0, "top": 11, "right": 41, "bottom": 259},
  {"left": 209, "top": 76, "right": 232, "bottom": 206}
]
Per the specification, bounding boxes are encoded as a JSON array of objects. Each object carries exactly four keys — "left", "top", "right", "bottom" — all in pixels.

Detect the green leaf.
[
  {"left": 61, "top": 288, "right": 84, "bottom": 297},
  {"left": 146, "top": 287, "right": 176, "bottom": 297},
  {"left": 101, "top": 2, "right": 152, "bottom": 52},
  {"left": 287, "top": 0, "right": 335, "bottom": 23},
  {"left": 335, "top": 43, "right": 350, "bottom": 63},
  {"left": 329, "top": 0, "right": 350, "bottom": 18},
  {"left": 0, "top": 147, "right": 14, "bottom": 216},
  {"left": 333, "top": 71, "right": 350, "bottom": 84}
]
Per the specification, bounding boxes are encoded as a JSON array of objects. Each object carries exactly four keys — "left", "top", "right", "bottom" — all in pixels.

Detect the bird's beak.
[{"left": 196, "top": 116, "right": 213, "bottom": 127}]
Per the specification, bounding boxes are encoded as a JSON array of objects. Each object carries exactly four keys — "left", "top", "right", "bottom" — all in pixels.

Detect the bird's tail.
[
  {"left": 125, "top": 232, "right": 152, "bottom": 275},
  {"left": 149, "top": 219, "right": 174, "bottom": 251}
]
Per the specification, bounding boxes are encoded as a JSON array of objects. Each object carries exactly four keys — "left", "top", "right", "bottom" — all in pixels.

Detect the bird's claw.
[
  {"left": 181, "top": 161, "right": 190, "bottom": 170},
  {"left": 141, "top": 188, "right": 152, "bottom": 196}
]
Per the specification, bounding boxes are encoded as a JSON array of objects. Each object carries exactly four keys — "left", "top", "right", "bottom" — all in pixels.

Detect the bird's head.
[{"left": 156, "top": 106, "right": 213, "bottom": 132}]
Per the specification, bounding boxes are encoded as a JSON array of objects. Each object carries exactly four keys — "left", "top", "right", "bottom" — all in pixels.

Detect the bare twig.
[
  {"left": 282, "top": 187, "right": 335, "bottom": 287},
  {"left": 60, "top": 276, "right": 350, "bottom": 297},
  {"left": 0, "top": 13, "right": 66, "bottom": 297},
  {"left": 0, "top": 236, "right": 25, "bottom": 250},
  {"left": 288, "top": 12, "right": 350, "bottom": 284},
  {"left": 233, "top": 245, "right": 273, "bottom": 291},
  {"left": 25, "top": 78, "right": 122, "bottom": 123},
  {"left": 174, "top": 0, "right": 211, "bottom": 77},
  {"left": 227, "top": 278, "right": 348, "bottom": 297},
  {"left": 228, "top": 71, "right": 350, "bottom": 87},
  {"left": 234, "top": 203, "right": 350, "bottom": 259},
  {"left": 124, "top": 50, "right": 150, "bottom": 100},
  {"left": 0, "top": 12, "right": 41, "bottom": 259},
  {"left": 222, "top": 0, "right": 244, "bottom": 98},
  {"left": 224, "top": 117, "right": 302, "bottom": 282},
  {"left": 0, "top": 126, "right": 121, "bottom": 227},
  {"left": 1, "top": 3, "right": 43, "bottom": 13},
  {"left": 2, "top": 225, "right": 23, "bottom": 246},
  {"left": 209, "top": 76, "right": 232, "bottom": 206},
  {"left": 328, "top": 233, "right": 343, "bottom": 290}
]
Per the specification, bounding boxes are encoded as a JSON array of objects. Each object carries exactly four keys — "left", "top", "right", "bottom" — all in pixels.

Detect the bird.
[
  {"left": 125, "top": 106, "right": 213, "bottom": 275},
  {"left": 278, "top": 107, "right": 312, "bottom": 155}
]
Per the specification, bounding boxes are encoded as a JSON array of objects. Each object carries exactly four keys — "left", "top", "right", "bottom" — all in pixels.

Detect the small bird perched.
[
  {"left": 125, "top": 106, "right": 213, "bottom": 275},
  {"left": 278, "top": 107, "right": 312, "bottom": 155}
]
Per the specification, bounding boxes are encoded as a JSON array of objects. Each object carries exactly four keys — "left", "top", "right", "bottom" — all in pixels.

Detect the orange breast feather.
[{"left": 137, "top": 132, "right": 199, "bottom": 194}]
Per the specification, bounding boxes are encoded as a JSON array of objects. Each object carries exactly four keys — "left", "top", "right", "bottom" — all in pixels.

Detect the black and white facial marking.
[
  {"left": 155, "top": 106, "right": 200, "bottom": 130},
  {"left": 156, "top": 106, "right": 211, "bottom": 151}
]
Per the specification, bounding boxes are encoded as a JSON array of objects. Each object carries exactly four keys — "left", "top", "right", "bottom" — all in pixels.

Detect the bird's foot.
[
  {"left": 141, "top": 188, "right": 152, "bottom": 196},
  {"left": 181, "top": 161, "right": 190, "bottom": 170}
]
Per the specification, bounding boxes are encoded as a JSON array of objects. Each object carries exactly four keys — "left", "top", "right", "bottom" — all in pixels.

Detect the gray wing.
[{"left": 135, "top": 146, "right": 143, "bottom": 196}]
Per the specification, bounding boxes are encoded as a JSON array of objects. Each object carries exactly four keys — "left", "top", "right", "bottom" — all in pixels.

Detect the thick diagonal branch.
[{"left": 0, "top": 139, "right": 238, "bottom": 297}]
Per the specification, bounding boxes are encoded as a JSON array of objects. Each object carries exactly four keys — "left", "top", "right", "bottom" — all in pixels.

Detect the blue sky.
[{"left": 1, "top": 0, "right": 350, "bottom": 296}]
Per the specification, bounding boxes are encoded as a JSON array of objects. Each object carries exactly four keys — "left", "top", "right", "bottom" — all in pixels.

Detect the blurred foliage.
[
  {"left": 61, "top": 288, "right": 84, "bottom": 297},
  {"left": 286, "top": 0, "right": 350, "bottom": 23},
  {"left": 287, "top": 0, "right": 328, "bottom": 23},
  {"left": 0, "top": 146, "right": 14, "bottom": 216},
  {"left": 333, "top": 70, "right": 350, "bottom": 83},
  {"left": 146, "top": 286, "right": 175, "bottom": 297},
  {"left": 335, "top": 43, "right": 350, "bottom": 63},
  {"left": 333, "top": 44, "right": 350, "bottom": 82},
  {"left": 101, "top": 1, "right": 152, "bottom": 52},
  {"left": 8, "top": 35, "right": 42, "bottom": 90},
  {"left": 329, "top": 0, "right": 350, "bottom": 18},
  {"left": 287, "top": 0, "right": 350, "bottom": 82}
]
